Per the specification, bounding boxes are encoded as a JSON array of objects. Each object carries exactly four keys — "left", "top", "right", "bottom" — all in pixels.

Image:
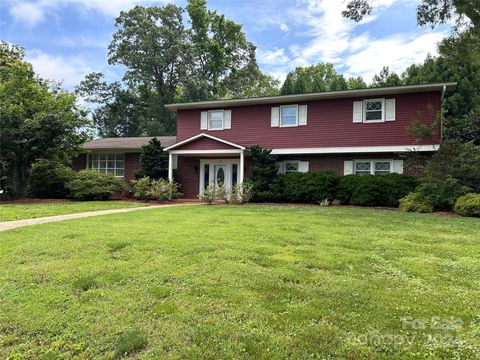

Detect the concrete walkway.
[{"left": 0, "top": 203, "right": 199, "bottom": 232}]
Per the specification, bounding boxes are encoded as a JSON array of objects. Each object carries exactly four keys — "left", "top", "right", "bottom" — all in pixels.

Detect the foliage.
[
  {"left": 199, "top": 184, "right": 224, "bottom": 204},
  {"left": 0, "top": 42, "right": 90, "bottom": 197},
  {"left": 66, "top": 171, "right": 126, "bottom": 201},
  {"left": 114, "top": 330, "right": 147, "bottom": 358},
  {"left": 336, "top": 174, "right": 419, "bottom": 207},
  {"left": 444, "top": 105, "right": 480, "bottom": 145},
  {"left": 148, "top": 179, "right": 181, "bottom": 201},
  {"left": 342, "top": 0, "right": 480, "bottom": 30},
  {"left": 280, "top": 172, "right": 338, "bottom": 203},
  {"left": 137, "top": 138, "right": 168, "bottom": 179},
  {"left": 224, "top": 181, "right": 254, "bottom": 204},
  {"left": 454, "top": 193, "right": 480, "bottom": 217},
  {"left": 399, "top": 192, "right": 434, "bottom": 213},
  {"left": 370, "top": 66, "right": 402, "bottom": 88},
  {"left": 131, "top": 177, "right": 181, "bottom": 201},
  {"left": 248, "top": 145, "right": 282, "bottom": 202},
  {"left": 27, "top": 160, "right": 75, "bottom": 198},
  {"left": 78, "top": 1, "right": 278, "bottom": 137},
  {"left": 1, "top": 205, "right": 480, "bottom": 358},
  {"left": 280, "top": 63, "right": 367, "bottom": 95},
  {"left": 417, "top": 176, "right": 470, "bottom": 211}
]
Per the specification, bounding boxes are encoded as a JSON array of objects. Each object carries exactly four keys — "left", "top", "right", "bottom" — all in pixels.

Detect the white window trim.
[
  {"left": 280, "top": 160, "right": 308, "bottom": 174},
  {"left": 280, "top": 104, "right": 299, "bottom": 127},
  {"left": 208, "top": 110, "right": 224, "bottom": 131},
  {"left": 86, "top": 153, "right": 125, "bottom": 178},
  {"left": 363, "top": 98, "right": 385, "bottom": 123},
  {"left": 353, "top": 159, "right": 393, "bottom": 176}
]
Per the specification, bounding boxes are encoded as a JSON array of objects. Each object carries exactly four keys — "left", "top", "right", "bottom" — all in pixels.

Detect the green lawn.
[
  {"left": 0, "top": 205, "right": 479, "bottom": 359},
  {"left": 0, "top": 201, "right": 147, "bottom": 222}
]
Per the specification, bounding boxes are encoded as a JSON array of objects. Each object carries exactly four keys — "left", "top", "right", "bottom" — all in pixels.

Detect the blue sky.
[{"left": 0, "top": 0, "right": 450, "bottom": 90}]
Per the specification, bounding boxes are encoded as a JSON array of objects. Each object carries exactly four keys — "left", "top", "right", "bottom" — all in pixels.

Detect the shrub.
[
  {"left": 399, "top": 192, "right": 433, "bottom": 213},
  {"left": 148, "top": 179, "right": 181, "bottom": 201},
  {"left": 417, "top": 176, "right": 470, "bottom": 211},
  {"left": 131, "top": 177, "right": 181, "bottom": 201},
  {"left": 336, "top": 174, "right": 418, "bottom": 207},
  {"left": 224, "top": 181, "right": 254, "bottom": 204},
  {"left": 66, "top": 170, "right": 126, "bottom": 200},
  {"left": 249, "top": 145, "right": 282, "bottom": 202},
  {"left": 280, "top": 171, "right": 337, "bottom": 203},
  {"left": 454, "top": 193, "right": 480, "bottom": 217},
  {"left": 200, "top": 184, "right": 223, "bottom": 204},
  {"left": 28, "top": 160, "right": 75, "bottom": 198},
  {"left": 114, "top": 330, "right": 147, "bottom": 358},
  {"left": 136, "top": 137, "right": 168, "bottom": 179}
]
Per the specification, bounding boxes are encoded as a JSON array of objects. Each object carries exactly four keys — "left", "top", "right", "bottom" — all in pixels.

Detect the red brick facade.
[{"left": 71, "top": 152, "right": 141, "bottom": 181}]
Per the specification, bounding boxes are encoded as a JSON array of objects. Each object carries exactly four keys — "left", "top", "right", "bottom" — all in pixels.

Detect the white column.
[
  {"left": 239, "top": 150, "right": 244, "bottom": 184},
  {"left": 168, "top": 152, "right": 173, "bottom": 182}
]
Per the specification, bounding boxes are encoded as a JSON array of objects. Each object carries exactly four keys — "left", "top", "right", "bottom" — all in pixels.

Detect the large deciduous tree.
[{"left": 0, "top": 42, "right": 90, "bottom": 196}]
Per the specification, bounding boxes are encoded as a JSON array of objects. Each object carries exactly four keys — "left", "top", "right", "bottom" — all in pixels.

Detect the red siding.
[
  {"left": 176, "top": 92, "right": 441, "bottom": 148},
  {"left": 177, "top": 136, "right": 237, "bottom": 150},
  {"left": 72, "top": 153, "right": 86, "bottom": 171}
]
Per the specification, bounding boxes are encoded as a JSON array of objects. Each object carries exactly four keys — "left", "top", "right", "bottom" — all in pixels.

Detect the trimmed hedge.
[
  {"left": 336, "top": 174, "right": 419, "bottom": 207},
  {"left": 280, "top": 171, "right": 337, "bottom": 203},
  {"left": 454, "top": 193, "right": 480, "bottom": 217},
  {"left": 399, "top": 192, "right": 433, "bottom": 213}
]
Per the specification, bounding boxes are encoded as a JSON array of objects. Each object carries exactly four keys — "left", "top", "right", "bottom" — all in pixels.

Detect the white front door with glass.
[{"left": 200, "top": 159, "right": 240, "bottom": 193}]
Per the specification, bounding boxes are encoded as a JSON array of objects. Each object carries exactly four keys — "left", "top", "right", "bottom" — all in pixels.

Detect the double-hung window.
[
  {"left": 281, "top": 160, "right": 308, "bottom": 173},
  {"left": 354, "top": 160, "right": 392, "bottom": 176},
  {"left": 280, "top": 105, "right": 298, "bottom": 127},
  {"left": 87, "top": 154, "right": 125, "bottom": 177},
  {"left": 364, "top": 99, "right": 384, "bottom": 122},
  {"left": 284, "top": 162, "right": 299, "bottom": 173},
  {"left": 209, "top": 110, "right": 224, "bottom": 130}
]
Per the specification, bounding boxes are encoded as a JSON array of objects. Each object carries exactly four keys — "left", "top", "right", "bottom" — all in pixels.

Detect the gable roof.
[
  {"left": 165, "top": 82, "right": 457, "bottom": 111},
  {"left": 83, "top": 136, "right": 177, "bottom": 150},
  {"left": 164, "top": 133, "right": 245, "bottom": 151}
]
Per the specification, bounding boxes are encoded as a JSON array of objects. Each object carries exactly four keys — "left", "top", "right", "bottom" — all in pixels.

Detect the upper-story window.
[
  {"left": 209, "top": 110, "right": 224, "bottom": 130},
  {"left": 364, "top": 99, "right": 385, "bottom": 122},
  {"left": 87, "top": 154, "right": 125, "bottom": 177},
  {"left": 280, "top": 105, "right": 298, "bottom": 127}
]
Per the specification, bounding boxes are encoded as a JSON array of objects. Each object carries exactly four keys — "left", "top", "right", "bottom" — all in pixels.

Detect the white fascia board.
[
  {"left": 169, "top": 149, "right": 242, "bottom": 155},
  {"left": 165, "top": 133, "right": 245, "bottom": 151},
  {"left": 271, "top": 145, "right": 440, "bottom": 155}
]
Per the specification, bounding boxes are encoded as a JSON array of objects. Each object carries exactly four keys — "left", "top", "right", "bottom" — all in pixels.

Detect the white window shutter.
[
  {"left": 393, "top": 160, "right": 403, "bottom": 174},
  {"left": 298, "top": 105, "right": 307, "bottom": 125},
  {"left": 298, "top": 161, "right": 309, "bottom": 173},
  {"left": 277, "top": 162, "right": 283, "bottom": 174},
  {"left": 172, "top": 155, "right": 178, "bottom": 170},
  {"left": 200, "top": 111, "right": 208, "bottom": 130},
  {"left": 271, "top": 107, "right": 280, "bottom": 127},
  {"left": 385, "top": 98, "right": 396, "bottom": 121},
  {"left": 223, "top": 110, "right": 231, "bottom": 129},
  {"left": 353, "top": 101, "right": 363, "bottom": 123},
  {"left": 344, "top": 160, "right": 354, "bottom": 175}
]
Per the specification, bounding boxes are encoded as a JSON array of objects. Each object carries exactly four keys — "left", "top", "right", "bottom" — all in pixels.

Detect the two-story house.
[{"left": 76, "top": 83, "right": 456, "bottom": 198}]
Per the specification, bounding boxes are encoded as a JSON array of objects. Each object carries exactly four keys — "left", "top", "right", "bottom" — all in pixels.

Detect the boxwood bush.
[
  {"left": 399, "top": 192, "right": 434, "bottom": 213},
  {"left": 67, "top": 170, "right": 126, "bottom": 200},
  {"left": 280, "top": 171, "right": 337, "bottom": 203},
  {"left": 336, "top": 174, "right": 419, "bottom": 207},
  {"left": 454, "top": 193, "right": 480, "bottom": 217}
]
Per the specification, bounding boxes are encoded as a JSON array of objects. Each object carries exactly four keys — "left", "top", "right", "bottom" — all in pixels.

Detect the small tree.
[
  {"left": 249, "top": 145, "right": 281, "bottom": 202},
  {"left": 137, "top": 138, "right": 168, "bottom": 179}
]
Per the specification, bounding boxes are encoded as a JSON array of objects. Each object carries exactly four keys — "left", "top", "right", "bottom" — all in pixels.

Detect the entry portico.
[{"left": 165, "top": 133, "right": 245, "bottom": 197}]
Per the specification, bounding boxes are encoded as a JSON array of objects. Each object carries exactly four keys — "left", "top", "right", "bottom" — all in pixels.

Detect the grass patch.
[
  {"left": 0, "top": 201, "right": 146, "bottom": 222},
  {"left": 0, "top": 205, "right": 479, "bottom": 358},
  {"left": 114, "top": 330, "right": 147, "bottom": 358}
]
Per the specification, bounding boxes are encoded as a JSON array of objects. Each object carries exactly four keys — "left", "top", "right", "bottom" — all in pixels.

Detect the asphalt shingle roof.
[{"left": 83, "top": 136, "right": 177, "bottom": 150}]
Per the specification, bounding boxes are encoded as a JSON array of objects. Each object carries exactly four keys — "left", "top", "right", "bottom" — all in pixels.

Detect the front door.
[{"left": 200, "top": 159, "right": 240, "bottom": 193}]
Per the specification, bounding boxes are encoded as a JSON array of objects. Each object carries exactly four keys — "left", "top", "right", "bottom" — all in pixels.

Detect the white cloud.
[
  {"left": 27, "top": 50, "right": 94, "bottom": 89},
  {"left": 257, "top": 47, "right": 289, "bottom": 66},
  {"left": 9, "top": 2, "right": 46, "bottom": 27},
  {"left": 279, "top": 23, "right": 289, "bottom": 32}
]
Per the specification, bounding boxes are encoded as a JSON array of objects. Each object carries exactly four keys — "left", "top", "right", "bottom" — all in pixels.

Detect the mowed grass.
[
  {"left": 0, "top": 201, "right": 147, "bottom": 222},
  {"left": 0, "top": 205, "right": 479, "bottom": 359}
]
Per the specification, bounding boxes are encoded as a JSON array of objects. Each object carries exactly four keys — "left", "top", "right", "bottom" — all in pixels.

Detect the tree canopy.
[{"left": 0, "top": 42, "right": 90, "bottom": 196}]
